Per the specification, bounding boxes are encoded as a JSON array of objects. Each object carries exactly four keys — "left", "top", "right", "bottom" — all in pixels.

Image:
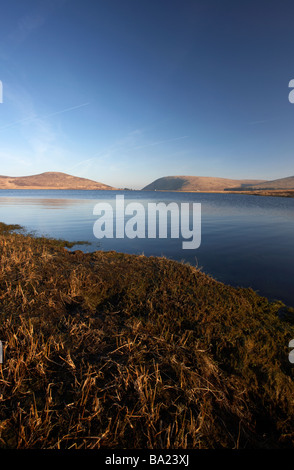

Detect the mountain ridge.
[
  {"left": 235, "top": 175, "right": 294, "bottom": 190},
  {"left": 0, "top": 172, "right": 115, "bottom": 190},
  {"left": 142, "top": 175, "right": 267, "bottom": 192}
]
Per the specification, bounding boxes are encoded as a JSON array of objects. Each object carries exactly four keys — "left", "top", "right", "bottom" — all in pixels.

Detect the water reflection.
[
  {"left": 0, "top": 190, "right": 293, "bottom": 307},
  {"left": 0, "top": 197, "right": 92, "bottom": 209}
]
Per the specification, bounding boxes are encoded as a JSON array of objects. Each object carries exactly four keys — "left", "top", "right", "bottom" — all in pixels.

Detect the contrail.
[
  {"left": 0, "top": 114, "right": 37, "bottom": 131},
  {"left": 0, "top": 102, "right": 90, "bottom": 131},
  {"left": 134, "top": 135, "right": 188, "bottom": 150},
  {"left": 249, "top": 117, "right": 279, "bottom": 125},
  {"left": 43, "top": 102, "right": 90, "bottom": 118}
]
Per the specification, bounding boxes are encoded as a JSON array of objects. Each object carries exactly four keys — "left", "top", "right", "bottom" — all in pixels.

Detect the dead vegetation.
[{"left": 0, "top": 223, "right": 294, "bottom": 449}]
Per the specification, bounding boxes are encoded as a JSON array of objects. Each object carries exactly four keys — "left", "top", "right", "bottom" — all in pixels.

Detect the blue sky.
[{"left": 0, "top": 0, "right": 294, "bottom": 189}]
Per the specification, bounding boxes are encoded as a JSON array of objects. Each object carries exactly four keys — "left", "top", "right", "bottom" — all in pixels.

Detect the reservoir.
[{"left": 0, "top": 189, "right": 293, "bottom": 307}]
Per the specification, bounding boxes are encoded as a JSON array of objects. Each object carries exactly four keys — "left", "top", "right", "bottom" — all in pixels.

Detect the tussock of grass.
[{"left": 0, "top": 223, "right": 294, "bottom": 449}]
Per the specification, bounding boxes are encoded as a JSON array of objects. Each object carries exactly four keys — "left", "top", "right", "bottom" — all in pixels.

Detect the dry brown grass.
[
  {"left": 0, "top": 172, "right": 115, "bottom": 190},
  {"left": 142, "top": 176, "right": 266, "bottom": 192},
  {"left": 0, "top": 224, "right": 294, "bottom": 449},
  {"left": 234, "top": 190, "right": 294, "bottom": 198}
]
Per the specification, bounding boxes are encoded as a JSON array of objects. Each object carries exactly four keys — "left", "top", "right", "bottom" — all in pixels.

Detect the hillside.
[
  {"left": 142, "top": 175, "right": 266, "bottom": 192},
  {"left": 0, "top": 172, "right": 115, "bottom": 190},
  {"left": 234, "top": 175, "right": 294, "bottom": 191}
]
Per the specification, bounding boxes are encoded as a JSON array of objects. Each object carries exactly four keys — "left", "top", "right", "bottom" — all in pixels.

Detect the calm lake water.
[{"left": 0, "top": 189, "right": 293, "bottom": 307}]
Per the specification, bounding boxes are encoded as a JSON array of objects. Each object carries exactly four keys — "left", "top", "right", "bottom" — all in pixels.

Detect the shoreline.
[
  {"left": 0, "top": 223, "right": 294, "bottom": 449},
  {"left": 0, "top": 188, "right": 294, "bottom": 197},
  {"left": 142, "top": 189, "right": 294, "bottom": 197}
]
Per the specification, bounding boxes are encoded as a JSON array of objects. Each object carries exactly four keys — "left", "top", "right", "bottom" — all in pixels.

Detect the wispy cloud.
[
  {"left": 0, "top": 83, "right": 86, "bottom": 170},
  {"left": 43, "top": 102, "right": 90, "bottom": 119},
  {"left": 0, "top": 114, "right": 37, "bottom": 131},
  {"left": 92, "top": 129, "right": 144, "bottom": 160},
  {"left": 69, "top": 129, "right": 143, "bottom": 172},
  {"left": 69, "top": 157, "right": 98, "bottom": 174},
  {"left": 68, "top": 131, "right": 190, "bottom": 186},
  {"left": 134, "top": 135, "right": 188, "bottom": 150},
  {"left": 0, "top": 149, "right": 32, "bottom": 173},
  {"left": 0, "top": 102, "right": 89, "bottom": 132},
  {"left": 249, "top": 117, "right": 280, "bottom": 125}
]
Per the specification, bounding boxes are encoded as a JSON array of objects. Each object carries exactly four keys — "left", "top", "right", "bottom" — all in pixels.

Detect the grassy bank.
[
  {"left": 145, "top": 189, "right": 294, "bottom": 197},
  {"left": 0, "top": 223, "right": 294, "bottom": 449},
  {"left": 228, "top": 190, "right": 294, "bottom": 198}
]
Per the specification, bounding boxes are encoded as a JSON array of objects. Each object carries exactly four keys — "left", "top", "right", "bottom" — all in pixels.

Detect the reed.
[{"left": 0, "top": 222, "right": 293, "bottom": 449}]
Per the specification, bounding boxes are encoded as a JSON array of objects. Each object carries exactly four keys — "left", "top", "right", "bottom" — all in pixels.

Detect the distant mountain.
[
  {"left": 0, "top": 172, "right": 116, "bottom": 190},
  {"left": 234, "top": 175, "right": 294, "bottom": 191},
  {"left": 142, "top": 175, "right": 266, "bottom": 192}
]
